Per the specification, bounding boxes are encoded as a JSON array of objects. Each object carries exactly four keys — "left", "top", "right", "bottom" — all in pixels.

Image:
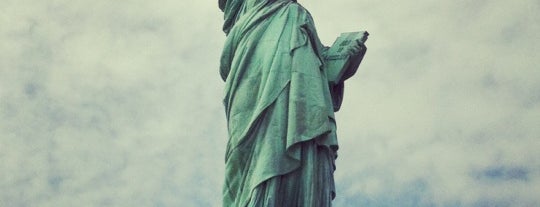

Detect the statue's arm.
[
  {"left": 324, "top": 35, "right": 368, "bottom": 112},
  {"left": 321, "top": 46, "right": 330, "bottom": 59}
]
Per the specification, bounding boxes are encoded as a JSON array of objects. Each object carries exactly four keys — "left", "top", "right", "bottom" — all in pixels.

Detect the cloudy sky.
[{"left": 1, "top": 0, "right": 539, "bottom": 206}]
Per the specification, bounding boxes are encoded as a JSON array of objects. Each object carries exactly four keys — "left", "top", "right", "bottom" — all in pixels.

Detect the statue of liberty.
[{"left": 218, "top": 0, "right": 367, "bottom": 206}]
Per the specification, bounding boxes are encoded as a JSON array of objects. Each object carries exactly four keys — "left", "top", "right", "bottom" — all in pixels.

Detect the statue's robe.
[{"left": 219, "top": 0, "right": 339, "bottom": 206}]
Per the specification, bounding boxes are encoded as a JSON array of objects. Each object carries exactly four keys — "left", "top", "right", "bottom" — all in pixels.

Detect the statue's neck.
[
  {"left": 221, "top": 0, "right": 266, "bottom": 33},
  {"left": 221, "top": 0, "right": 296, "bottom": 34}
]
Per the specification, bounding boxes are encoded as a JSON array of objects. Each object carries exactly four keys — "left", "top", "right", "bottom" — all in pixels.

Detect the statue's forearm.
[{"left": 321, "top": 46, "right": 330, "bottom": 59}]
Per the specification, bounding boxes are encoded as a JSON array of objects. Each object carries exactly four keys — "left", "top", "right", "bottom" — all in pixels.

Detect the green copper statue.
[{"left": 219, "top": 0, "right": 367, "bottom": 206}]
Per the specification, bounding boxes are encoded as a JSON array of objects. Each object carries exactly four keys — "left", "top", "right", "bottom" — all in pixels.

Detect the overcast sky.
[{"left": 1, "top": 0, "right": 539, "bottom": 206}]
